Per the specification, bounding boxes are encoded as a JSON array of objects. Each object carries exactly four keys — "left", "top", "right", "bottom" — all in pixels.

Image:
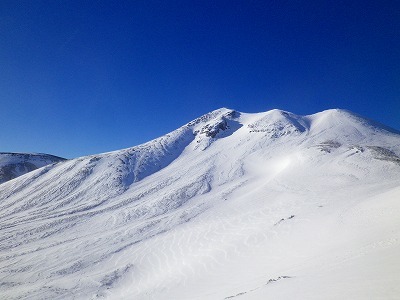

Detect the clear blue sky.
[{"left": 1, "top": 0, "right": 399, "bottom": 158}]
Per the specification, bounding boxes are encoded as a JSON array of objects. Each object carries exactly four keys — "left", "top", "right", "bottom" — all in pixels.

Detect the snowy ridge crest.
[
  {"left": 247, "top": 109, "right": 308, "bottom": 138},
  {"left": 189, "top": 108, "right": 242, "bottom": 150},
  {"left": 1, "top": 108, "right": 400, "bottom": 300}
]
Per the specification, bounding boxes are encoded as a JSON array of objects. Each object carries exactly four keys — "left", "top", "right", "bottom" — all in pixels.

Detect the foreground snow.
[{"left": 1, "top": 108, "right": 400, "bottom": 299}]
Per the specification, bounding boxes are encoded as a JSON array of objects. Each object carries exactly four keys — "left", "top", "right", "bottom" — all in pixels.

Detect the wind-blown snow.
[{"left": 1, "top": 108, "right": 400, "bottom": 299}]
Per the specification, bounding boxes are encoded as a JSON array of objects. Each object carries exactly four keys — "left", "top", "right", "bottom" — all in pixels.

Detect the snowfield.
[{"left": 1, "top": 108, "right": 400, "bottom": 299}]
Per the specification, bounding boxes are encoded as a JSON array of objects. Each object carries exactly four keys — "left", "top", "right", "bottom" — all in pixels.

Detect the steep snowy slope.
[
  {"left": 1, "top": 108, "right": 400, "bottom": 300},
  {"left": 0, "top": 153, "right": 65, "bottom": 184}
]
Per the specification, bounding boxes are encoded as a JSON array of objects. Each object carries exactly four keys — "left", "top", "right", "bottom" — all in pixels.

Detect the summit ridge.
[{"left": 1, "top": 108, "right": 400, "bottom": 300}]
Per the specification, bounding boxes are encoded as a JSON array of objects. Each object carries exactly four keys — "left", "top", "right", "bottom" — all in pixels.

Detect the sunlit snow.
[{"left": 1, "top": 108, "right": 400, "bottom": 299}]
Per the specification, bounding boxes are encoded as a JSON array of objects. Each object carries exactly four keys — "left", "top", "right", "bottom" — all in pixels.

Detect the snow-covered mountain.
[
  {"left": 1, "top": 108, "right": 400, "bottom": 300},
  {"left": 0, "top": 152, "right": 65, "bottom": 184}
]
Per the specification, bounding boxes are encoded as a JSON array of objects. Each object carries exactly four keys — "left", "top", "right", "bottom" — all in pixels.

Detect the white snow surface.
[{"left": 1, "top": 108, "right": 400, "bottom": 299}]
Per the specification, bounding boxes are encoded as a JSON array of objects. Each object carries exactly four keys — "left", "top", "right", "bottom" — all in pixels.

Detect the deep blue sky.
[{"left": 1, "top": 0, "right": 399, "bottom": 158}]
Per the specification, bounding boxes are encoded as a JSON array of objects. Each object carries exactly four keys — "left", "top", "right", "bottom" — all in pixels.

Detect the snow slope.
[
  {"left": 1, "top": 108, "right": 400, "bottom": 300},
  {"left": 0, "top": 153, "right": 65, "bottom": 184}
]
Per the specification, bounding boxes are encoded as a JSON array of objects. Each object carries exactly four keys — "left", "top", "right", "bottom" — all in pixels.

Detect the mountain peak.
[
  {"left": 186, "top": 107, "right": 238, "bottom": 127},
  {"left": 306, "top": 108, "right": 400, "bottom": 136},
  {"left": 1, "top": 108, "right": 400, "bottom": 299}
]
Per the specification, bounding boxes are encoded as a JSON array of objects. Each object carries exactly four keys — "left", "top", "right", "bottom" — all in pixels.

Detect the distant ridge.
[{"left": 0, "top": 152, "right": 66, "bottom": 184}]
